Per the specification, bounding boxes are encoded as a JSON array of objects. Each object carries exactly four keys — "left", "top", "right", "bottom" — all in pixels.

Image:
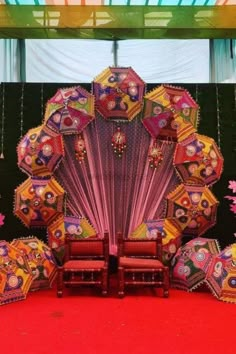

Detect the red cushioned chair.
[
  {"left": 57, "top": 231, "right": 109, "bottom": 297},
  {"left": 117, "top": 231, "right": 169, "bottom": 298}
]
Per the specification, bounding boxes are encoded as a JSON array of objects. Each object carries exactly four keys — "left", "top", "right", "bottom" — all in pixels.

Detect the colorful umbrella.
[
  {"left": 93, "top": 67, "right": 145, "bottom": 121},
  {"left": 174, "top": 133, "right": 224, "bottom": 186},
  {"left": 205, "top": 243, "right": 236, "bottom": 303},
  {"left": 44, "top": 85, "right": 95, "bottom": 135},
  {"left": 142, "top": 84, "right": 199, "bottom": 142},
  {"left": 47, "top": 215, "right": 97, "bottom": 263},
  {"left": 129, "top": 218, "right": 182, "bottom": 264},
  {"left": 11, "top": 237, "right": 57, "bottom": 291},
  {"left": 0, "top": 240, "right": 33, "bottom": 305},
  {"left": 17, "top": 125, "right": 64, "bottom": 177},
  {"left": 171, "top": 237, "right": 220, "bottom": 291},
  {"left": 14, "top": 177, "right": 65, "bottom": 227},
  {"left": 166, "top": 183, "right": 219, "bottom": 236}
]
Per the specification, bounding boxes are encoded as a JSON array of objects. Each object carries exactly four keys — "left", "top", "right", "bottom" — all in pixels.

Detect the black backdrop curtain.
[{"left": 0, "top": 83, "right": 235, "bottom": 249}]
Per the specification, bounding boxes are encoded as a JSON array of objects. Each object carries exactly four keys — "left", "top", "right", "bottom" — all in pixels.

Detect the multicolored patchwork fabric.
[
  {"left": 14, "top": 177, "right": 65, "bottom": 227},
  {"left": 93, "top": 67, "right": 145, "bottom": 121},
  {"left": 0, "top": 240, "right": 33, "bottom": 305},
  {"left": 44, "top": 86, "right": 95, "bottom": 135},
  {"left": 17, "top": 125, "right": 64, "bottom": 177},
  {"left": 174, "top": 133, "right": 224, "bottom": 186},
  {"left": 11, "top": 237, "right": 57, "bottom": 291},
  {"left": 142, "top": 84, "right": 199, "bottom": 142},
  {"left": 206, "top": 243, "right": 236, "bottom": 303},
  {"left": 129, "top": 218, "right": 182, "bottom": 264},
  {"left": 166, "top": 183, "right": 219, "bottom": 236},
  {"left": 171, "top": 237, "right": 220, "bottom": 291}
]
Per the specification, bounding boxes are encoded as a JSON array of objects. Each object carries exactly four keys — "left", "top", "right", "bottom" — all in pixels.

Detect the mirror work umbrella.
[
  {"left": 171, "top": 237, "right": 220, "bottom": 291},
  {"left": 174, "top": 133, "right": 224, "bottom": 186},
  {"left": 93, "top": 67, "right": 145, "bottom": 121},
  {"left": 14, "top": 177, "right": 65, "bottom": 228},
  {"left": 0, "top": 240, "right": 33, "bottom": 305},
  {"left": 142, "top": 84, "right": 199, "bottom": 142},
  {"left": 17, "top": 125, "right": 64, "bottom": 177},
  {"left": 11, "top": 237, "right": 57, "bottom": 291},
  {"left": 165, "top": 183, "right": 219, "bottom": 236},
  {"left": 44, "top": 86, "right": 95, "bottom": 135}
]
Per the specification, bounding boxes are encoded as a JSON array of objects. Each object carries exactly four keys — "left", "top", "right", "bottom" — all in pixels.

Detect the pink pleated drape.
[{"left": 55, "top": 114, "right": 179, "bottom": 254}]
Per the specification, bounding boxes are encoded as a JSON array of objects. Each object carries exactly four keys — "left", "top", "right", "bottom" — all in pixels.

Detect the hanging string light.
[
  {"left": 111, "top": 126, "right": 127, "bottom": 157},
  {"left": 0, "top": 83, "right": 5, "bottom": 159},
  {"left": 215, "top": 84, "right": 221, "bottom": 150},
  {"left": 148, "top": 140, "right": 163, "bottom": 169},
  {"left": 40, "top": 83, "right": 44, "bottom": 119},
  {"left": 75, "top": 134, "right": 87, "bottom": 163},
  {"left": 195, "top": 84, "right": 199, "bottom": 103},
  {"left": 19, "top": 82, "right": 25, "bottom": 138}
]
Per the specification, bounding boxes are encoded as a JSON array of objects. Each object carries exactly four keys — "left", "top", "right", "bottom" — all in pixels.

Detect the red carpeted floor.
[{"left": 1, "top": 276, "right": 235, "bottom": 354}]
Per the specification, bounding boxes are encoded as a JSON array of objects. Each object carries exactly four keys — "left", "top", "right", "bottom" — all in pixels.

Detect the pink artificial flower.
[
  {"left": 0, "top": 213, "right": 5, "bottom": 226},
  {"left": 230, "top": 204, "right": 236, "bottom": 214},
  {"left": 228, "top": 180, "right": 236, "bottom": 193}
]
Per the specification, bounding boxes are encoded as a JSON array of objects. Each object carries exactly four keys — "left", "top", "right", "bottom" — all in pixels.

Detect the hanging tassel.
[
  {"left": 111, "top": 126, "right": 126, "bottom": 158},
  {"left": 0, "top": 152, "right": 4, "bottom": 159},
  {"left": 148, "top": 141, "right": 163, "bottom": 169},
  {"left": 75, "top": 134, "right": 87, "bottom": 163}
]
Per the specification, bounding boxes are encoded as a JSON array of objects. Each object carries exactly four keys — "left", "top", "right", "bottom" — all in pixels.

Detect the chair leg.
[
  {"left": 57, "top": 266, "right": 63, "bottom": 298},
  {"left": 163, "top": 267, "right": 170, "bottom": 298},
  {"left": 102, "top": 268, "right": 108, "bottom": 296},
  {"left": 118, "top": 266, "right": 125, "bottom": 298}
]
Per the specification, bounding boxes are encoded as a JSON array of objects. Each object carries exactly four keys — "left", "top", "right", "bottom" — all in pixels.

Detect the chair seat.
[
  {"left": 119, "top": 256, "right": 164, "bottom": 269},
  {"left": 63, "top": 260, "right": 105, "bottom": 271}
]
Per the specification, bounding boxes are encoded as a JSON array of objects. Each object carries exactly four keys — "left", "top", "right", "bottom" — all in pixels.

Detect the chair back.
[{"left": 117, "top": 232, "right": 163, "bottom": 261}]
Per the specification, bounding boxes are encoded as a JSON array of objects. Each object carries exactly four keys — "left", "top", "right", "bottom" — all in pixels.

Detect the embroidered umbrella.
[
  {"left": 14, "top": 177, "right": 65, "bottom": 228},
  {"left": 93, "top": 67, "right": 145, "bottom": 121},
  {"left": 174, "top": 133, "right": 224, "bottom": 186},
  {"left": 205, "top": 243, "right": 236, "bottom": 303},
  {"left": 129, "top": 218, "right": 182, "bottom": 264},
  {"left": 47, "top": 214, "right": 97, "bottom": 263},
  {"left": 17, "top": 125, "right": 64, "bottom": 177},
  {"left": 0, "top": 240, "right": 33, "bottom": 305},
  {"left": 12, "top": 237, "right": 57, "bottom": 291},
  {"left": 44, "top": 85, "right": 95, "bottom": 135},
  {"left": 166, "top": 183, "right": 219, "bottom": 236},
  {"left": 142, "top": 84, "right": 199, "bottom": 142},
  {"left": 171, "top": 237, "right": 220, "bottom": 291}
]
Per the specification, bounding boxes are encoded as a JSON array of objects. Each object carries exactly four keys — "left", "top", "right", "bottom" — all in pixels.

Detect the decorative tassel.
[
  {"left": 75, "top": 134, "right": 87, "bottom": 163},
  {"left": 111, "top": 126, "right": 126, "bottom": 158},
  {"left": 148, "top": 141, "right": 163, "bottom": 169},
  {"left": 0, "top": 152, "right": 4, "bottom": 159}
]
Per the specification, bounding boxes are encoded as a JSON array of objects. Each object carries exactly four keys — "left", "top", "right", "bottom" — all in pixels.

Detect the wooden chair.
[
  {"left": 117, "top": 232, "right": 169, "bottom": 298},
  {"left": 57, "top": 231, "right": 109, "bottom": 297}
]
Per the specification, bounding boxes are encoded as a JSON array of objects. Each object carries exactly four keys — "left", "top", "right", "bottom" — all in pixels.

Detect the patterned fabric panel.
[
  {"left": 64, "top": 260, "right": 105, "bottom": 270},
  {"left": 119, "top": 257, "right": 163, "bottom": 268},
  {"left": 123, "top": 241, "right": 157, "bottom": 256},
  {"left": 70, "top": 241, "right": 103, "bottom": 256}
]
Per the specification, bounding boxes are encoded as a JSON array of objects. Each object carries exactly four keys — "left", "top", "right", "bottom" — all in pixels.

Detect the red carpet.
[{"left": 1, "top": 278, "right": 235, "bottom": 354}]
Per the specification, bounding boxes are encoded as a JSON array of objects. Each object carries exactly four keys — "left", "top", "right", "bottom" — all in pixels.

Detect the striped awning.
[{"left": 0, "top": 2, "right": 235, "bottom": 39}]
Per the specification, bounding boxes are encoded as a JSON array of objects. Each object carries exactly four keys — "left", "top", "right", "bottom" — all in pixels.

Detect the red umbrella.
[
  {"left": 174, "top": 133, "right": 224, "bottom": 186},
  {"left": 166, "top": 183, "right": 219, "bottom": 236},
  {"left": 142, "top": 84, "right": 199, "bottom": 142},
  {"left": 14, "top": 177, "right": 65, "bottom": 228},
  {"left": 17, "top": 125, "right": 64, "bottom": 177},
  {"left": 93, "top": 67, "right": 145, "bottom": 121},
  {"left": 44, "top": 85, "right": 95, "bottom": 135}
]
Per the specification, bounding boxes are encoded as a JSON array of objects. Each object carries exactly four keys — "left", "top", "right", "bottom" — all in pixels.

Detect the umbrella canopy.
[
  {"left": 17, "top": 125, "right": 64, "bottom": 177},
  {"left": 129, "top": 218, "right": 182, "bottom": 264},
  {"left": 174, "top": 133, "right": 224, "bottom": 186},
  {"left": 0, "top": 240, "right": 33, "bottom": 305},
  {"left": 166, "top": 183, "right": 219, "bottom": 236},
  {"left": 14, "top": 177, "right": 65, "bottom": 228},
  {"left": 44, "top": 86, "right": 95, "bottom": 135},
  {"left": 93, "top": 67, "right": 145, "bottom": 121},
  {"left": 171, "top": 237, "right": 220, "bottom": 291},
  {"left": 142, "top": 84, "right": 199, "bottom": 142},
  {"left": 11, "top": 237, "right": 57, "bottom": 291},
  {"left": 205, "top": 243, "right": 236, "bottom": 303}
]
